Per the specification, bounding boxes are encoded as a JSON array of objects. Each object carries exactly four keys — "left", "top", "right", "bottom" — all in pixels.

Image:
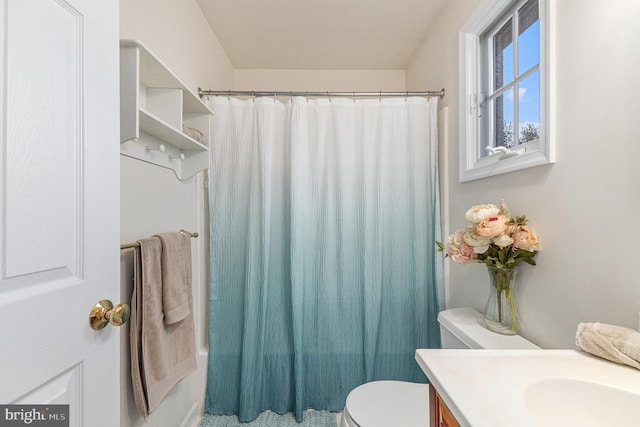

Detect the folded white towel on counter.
[{"left": 576, "top": 322, "right": 640, "bottom": 370}]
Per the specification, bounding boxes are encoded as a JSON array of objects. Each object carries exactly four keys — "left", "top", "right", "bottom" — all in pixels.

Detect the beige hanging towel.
[
  {"left": 130, "top": 235, "right": 197, "bottom": 417},
  {"left": 128, "top": 246, "right": 148, "bottom": 419},
  {"left": 154, "top": 232, "right": 192, "bottom": 324},
  {"left": 576, "top": 322, "right": 640, "bottom": 370}
]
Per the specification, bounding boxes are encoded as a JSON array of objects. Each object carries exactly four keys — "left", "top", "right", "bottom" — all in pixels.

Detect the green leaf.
[{"left": 512, "top": 215, "right": 528, "bottom": 226}]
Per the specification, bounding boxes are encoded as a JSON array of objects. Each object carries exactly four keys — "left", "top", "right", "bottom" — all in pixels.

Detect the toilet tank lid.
[{"left": 438, "top": 307, "right": 540, "bottom": 349}]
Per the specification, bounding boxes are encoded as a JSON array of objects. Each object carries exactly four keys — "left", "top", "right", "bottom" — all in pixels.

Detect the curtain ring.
[
  {"left": 379, "top": 91, "right": 382, "bottom": 103},
  {"left": 273, "top": 91, "right": 277, "bottom": 103},
  {"left": 227, "top": 89, "right": 231, "bottom": 101},
  {"left": 405, "top": 91, "right": 409, "bottom": 102},
  {"left": 305, "top": 91, "right": 309, "bottom": 103},
  {"left": 251, "top": 91, "right": 255, "bottom": 102},
  {"left": 327, "top": 91, "right": 331, "bottom": 103},
  {"left": 353, "top": 90, "right": 356, "bottom": 103}
]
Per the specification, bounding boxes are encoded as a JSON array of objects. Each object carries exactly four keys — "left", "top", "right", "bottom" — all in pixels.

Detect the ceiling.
[{"left": 196, "top": 0, "right": 447, "bottom": 70}]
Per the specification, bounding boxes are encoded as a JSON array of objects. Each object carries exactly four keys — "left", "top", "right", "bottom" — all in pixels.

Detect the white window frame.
[{"left": 458, "top": 0, "right": 555, "bottom": 182}]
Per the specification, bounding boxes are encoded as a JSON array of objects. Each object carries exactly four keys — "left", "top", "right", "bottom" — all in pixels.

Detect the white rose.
[
  {"left": 493, "top": 234, "right": 514, "bottom": 248},
  {"left": 463, "top": 230, "right": 492, "bottom": 254},
  {"left": 464, "top": 204, "right": 500, "bottom": 224}
]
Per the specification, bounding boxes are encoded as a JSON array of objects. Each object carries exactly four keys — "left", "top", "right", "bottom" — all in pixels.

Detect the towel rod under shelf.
[{"left": 120, "top": 229, "right": 199, "bottom": 250}]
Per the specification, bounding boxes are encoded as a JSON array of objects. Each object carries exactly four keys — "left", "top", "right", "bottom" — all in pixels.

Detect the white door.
[{"left": 0, "top": 0, "right": 120, "bottom": 426}]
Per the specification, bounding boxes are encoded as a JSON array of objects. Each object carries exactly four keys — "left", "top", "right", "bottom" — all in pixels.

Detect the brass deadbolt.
[{"left": 89, "top": 299, "right": 131, "bottom": 330}]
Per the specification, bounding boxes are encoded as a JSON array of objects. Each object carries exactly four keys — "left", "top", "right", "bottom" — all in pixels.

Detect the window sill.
[{"left": 459, "top": 141, "right": 554, "bottom": 182}]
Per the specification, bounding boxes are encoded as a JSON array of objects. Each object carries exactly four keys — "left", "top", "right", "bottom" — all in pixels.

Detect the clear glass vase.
[{"left": 483, "top": 267, "right": 519, "bottom": 335}]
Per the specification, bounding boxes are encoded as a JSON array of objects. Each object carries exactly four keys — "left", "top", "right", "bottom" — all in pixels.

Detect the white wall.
[
  {"left": 407, "top": 0, "right": 640, "bottom": 349},
  {"left": 234, "top": 69, "right": 406, "bottom": 92},
  {"left": 119, "top": 0, "right": 232, "bottom": 92},
  {"left": 119, "top": 1, "right": 233, "bottom": 426}
]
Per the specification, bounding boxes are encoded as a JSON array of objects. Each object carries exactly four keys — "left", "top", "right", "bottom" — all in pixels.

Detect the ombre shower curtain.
[{"left": 204, "top": 96, "right": 442, "bottom": 422}]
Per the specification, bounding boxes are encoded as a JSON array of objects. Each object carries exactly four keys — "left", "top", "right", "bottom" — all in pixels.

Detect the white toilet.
[{"left": 339, "top": 307, "right": 539, "bottom": 427}]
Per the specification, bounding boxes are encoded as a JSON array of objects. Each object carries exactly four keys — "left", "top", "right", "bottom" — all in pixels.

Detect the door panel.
[
  {"left": 5, "top": 0, "right": 81, "bottom": 290},
  {"left": 0, "top": 0, "right": 120, "bottom": 425},
  {"left": 5, "top": 0, "right": 81, "bottom": 281},
  {"left": 13, "top": 365, "right": 82, "bottom": 423}
]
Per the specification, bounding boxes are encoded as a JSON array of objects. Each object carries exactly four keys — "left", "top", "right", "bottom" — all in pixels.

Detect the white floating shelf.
[
  {"left": 119, "top": 39, "right": 211, "bottom": 180},
  {"left": 138, "top": 109, "right": 207, "bottom": 151}
]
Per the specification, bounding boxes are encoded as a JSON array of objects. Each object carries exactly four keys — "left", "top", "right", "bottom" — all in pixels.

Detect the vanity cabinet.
[
  {"left": 119, "top": 39, "right": 211, "bottom": 180},
  {"left": 429, "top": 385, "right": 461, "bottom": 427}
]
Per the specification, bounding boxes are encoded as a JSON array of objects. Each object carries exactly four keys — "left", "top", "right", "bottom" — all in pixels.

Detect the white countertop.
[{"left": 415, "top": 349, "right": 640, "bottom": 427}]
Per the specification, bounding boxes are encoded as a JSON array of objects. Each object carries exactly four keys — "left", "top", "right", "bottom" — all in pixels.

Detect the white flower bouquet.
[{"left": 437, "top": 201, "right": 539, "bottom": 268}]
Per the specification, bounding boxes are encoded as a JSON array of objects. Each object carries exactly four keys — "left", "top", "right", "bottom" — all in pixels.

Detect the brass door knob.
[{"left": 89, "top": 299, "right": 131, "bottom": 330}]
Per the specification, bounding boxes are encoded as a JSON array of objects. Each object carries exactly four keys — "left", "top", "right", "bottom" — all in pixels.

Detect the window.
[{"left": 459, "top": 0, "right": 555, "bottom": 182}]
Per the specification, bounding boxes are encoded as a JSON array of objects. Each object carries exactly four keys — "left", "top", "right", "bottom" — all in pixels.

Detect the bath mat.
[{"left": 198, "top": 410, "right": 337, "bottom": 427}]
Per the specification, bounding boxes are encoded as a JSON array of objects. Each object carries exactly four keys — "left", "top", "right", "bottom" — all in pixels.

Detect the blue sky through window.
[
  {"left": 501, "top": 19, "right": 540, "bottom": 135},
  {"left": 486, "top": 0, "right": 541, "bottom": 151},
  {"left": 518, "top": 20, "right": 540, "bottom": 126}
]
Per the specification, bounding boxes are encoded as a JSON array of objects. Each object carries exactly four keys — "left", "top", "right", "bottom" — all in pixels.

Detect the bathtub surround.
[{"left": 204, "top": 96, "right": 442, "bottom": 422}]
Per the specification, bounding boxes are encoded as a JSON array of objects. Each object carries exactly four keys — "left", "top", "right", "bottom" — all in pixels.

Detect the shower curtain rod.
[{"left": 198, "top": 88, "right": 445, "bottom": 100}]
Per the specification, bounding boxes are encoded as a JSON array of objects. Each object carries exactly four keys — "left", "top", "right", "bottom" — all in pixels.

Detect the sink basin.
[
  {"left": 415, "top": 349, "right": 640, "bottom": 427},
  {"left": 525, "top": 378, "right": 640, "bottom": 426}
]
